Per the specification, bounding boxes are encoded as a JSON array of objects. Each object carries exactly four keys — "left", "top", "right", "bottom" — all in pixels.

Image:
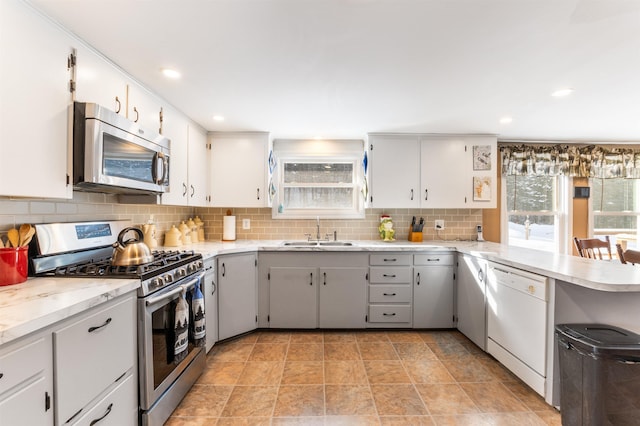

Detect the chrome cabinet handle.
[
  {"left": 115, "top": 96, "right": 121, "bottom": 113},
  {"left": 88, "top": 318, "right": 112, "bottom": 333},
  {"left": 89, "top": 403, "right": 113, "bottom": 426},
  {"left": 416, "top": 272, "right": 421, "bottom": 285},
  {"left": 133, "top": 106, "right": 139, "bottom": 123}
]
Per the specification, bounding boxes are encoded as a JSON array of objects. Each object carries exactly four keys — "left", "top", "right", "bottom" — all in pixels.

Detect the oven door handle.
[{"left": 145, "top": 272, "right": 204, "bottom": 307}]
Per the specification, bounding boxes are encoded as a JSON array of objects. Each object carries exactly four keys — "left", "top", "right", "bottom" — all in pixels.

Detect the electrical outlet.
[
  {"left": 435, "top": 220, "right": 445, "bottom": 230},
  {"left": 242, "top": 218, "right": 251, "bottom": 230}
]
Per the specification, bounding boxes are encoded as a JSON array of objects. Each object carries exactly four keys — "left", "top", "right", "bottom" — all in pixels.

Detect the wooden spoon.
[
  {"left": 19, "top": 225, "right": 35, "bottom": 247},
  {"left": 18, "top": 224, "right": 33, "bottom": 246},
  {"left": 7, "top": 228, "right": 19, "bottom": 248}
]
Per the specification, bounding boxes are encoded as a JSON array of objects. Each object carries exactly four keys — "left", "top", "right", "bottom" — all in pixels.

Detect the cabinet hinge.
[
  {"left": 67, "top": 50, "right": 77, "bottom": 95},
  {"left": 158, "top": 107, "right": 164, "bottom": 134},
  {"left": 69, "top": 80, "right": 76, "bottom": 93},
  {"left": 365, "top": 272, "right": 369, "bottom": 281},
  {"left": 453, "top": 315, "right": 457, "bottom": 323},
  {"left": 255, "top": 259, "right": 258, "bottom": 267},
  {"left": 66, "top": 174, "right": 70, "bottom": 185},
  {"left": 370, "top": 144, "right": 373, "bottom": 151},
  {"left": 268, "top": 315, "right": 270, "bottom": 322},
  {"left": 453, "top": 273, "right": 456, "bottom": 280},
  {"left": 370, "top": 195, "right": 373, "bottom": 203},
  {"left": 45, "top": 392, "right": 51, "bottom": 411},
  {"left": 255, "top": 315, "right": 258, "bottom": 323},
  {"left": 464, "top": 196, "right": 467, "bottom": 203},
  {"left": 365, "top": 315, "right": 368, "bottom": 322},
  {"left": 268, "top": 272, "right": 270, "bottom": 280},
  {"left": 464, "top": 145, "right": 467, "bottom": 152}
]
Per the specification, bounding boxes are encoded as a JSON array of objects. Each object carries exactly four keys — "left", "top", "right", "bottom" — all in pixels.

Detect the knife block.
[{"left": 408, "top": 227, "right": 423, "bottom": 242}]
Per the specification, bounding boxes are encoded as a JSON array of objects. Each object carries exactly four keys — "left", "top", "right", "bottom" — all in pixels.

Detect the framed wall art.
[
  {"left": 473, "top": 145, "right": 491, "bottom": 170},
  {"left": 473, "top": 176, "right": 492, "bottom": 201}
]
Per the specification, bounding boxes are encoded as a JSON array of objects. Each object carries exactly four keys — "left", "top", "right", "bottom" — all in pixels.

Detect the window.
[
  {"left": 504, "top": 174, "right": 561, "bottom": 252},
  {"left": 272, "top": 140, "right": 365, "bottom": 219},
  {"left": 591, "top": 178, "right": 640, "bottom": 250}
]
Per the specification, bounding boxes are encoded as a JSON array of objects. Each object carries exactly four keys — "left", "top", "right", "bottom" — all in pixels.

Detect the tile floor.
[{"left": 166, "top": 330, "right": 561, "bottom": 425}]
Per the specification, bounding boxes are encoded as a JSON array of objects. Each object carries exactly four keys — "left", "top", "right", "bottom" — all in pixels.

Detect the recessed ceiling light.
[
  {"left": 161, "top": 68, "right": 181, "bottom": 79},
  {"left": 499, "top": 116, "right": 513, "bottom": 124},
  {"left": 213, "top": 115, "right": 225, "bottom": 121},
  {"left": 551, "top": 88, "right": 574, "bottom": 97}
]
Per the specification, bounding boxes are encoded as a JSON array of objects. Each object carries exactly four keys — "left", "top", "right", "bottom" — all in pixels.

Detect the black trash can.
[{"left": 556, "top": 324, "right": 640, "bottom": 426}]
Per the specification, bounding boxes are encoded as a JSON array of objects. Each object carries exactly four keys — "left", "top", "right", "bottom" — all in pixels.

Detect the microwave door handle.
[{"left": 152, "top": 152, "right": 168, "bottom": 185}]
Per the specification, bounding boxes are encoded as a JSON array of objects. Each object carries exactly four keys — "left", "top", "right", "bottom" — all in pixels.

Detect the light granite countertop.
[{"left": 3, "top": 239, "right": 640, "bottom": 346}]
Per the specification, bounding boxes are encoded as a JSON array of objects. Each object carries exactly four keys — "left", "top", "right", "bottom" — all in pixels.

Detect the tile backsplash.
[{"left": 0, "top": 193, "right": 482, "bottom": 244}]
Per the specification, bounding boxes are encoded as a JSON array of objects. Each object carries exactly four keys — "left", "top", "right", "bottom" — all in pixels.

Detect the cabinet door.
[
  {"left": 0, "top": 0, "right": 72, "bottom": 199},
  {"left": 74, "top": 44, "right": 127, "bottom": 114},
  {"left": 203, "top": 258, "right": 218, "bottom": 353},
  {"left": 369, "top": 135, "right": 420, "bottom": 208},
  {"left": 463, "top": 135, "right": 497, "bottom": 209},
  {"left": 413, "top": 266, "right": 454, "bottom": 328},
  {"left": 420, "top": 137, "right": 468, "bottom": 208},
  {"left": 210, "top": 132, "right": 268, "bottom": 207},
  {"left": 269, "top": 267, "right": 318, "bottom": 328},
  {"left": 127, "top": 84, "right": 163, "bottom": 132},
  {"left": 218, "top": 253, "right": 258, "bottom": 340},
  {"left": 0, "top": 374, "right": 52, "bottom": 426},
  {"left": 187, "top": 124, "right": 210, "bottom": 206},
  {"left": 456, "top": 254, "right": 487, "bottom": 350},
  {"left": 319, "top": 267, "right": 367, "bottom": 328},
  {"left": 161, "top": 107, "right": 189, "bottom": 206}
]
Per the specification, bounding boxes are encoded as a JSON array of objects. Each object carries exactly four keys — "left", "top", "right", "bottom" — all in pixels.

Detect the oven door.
[{"left": 138, "top": 271, "right": 205, "bottom": 410}]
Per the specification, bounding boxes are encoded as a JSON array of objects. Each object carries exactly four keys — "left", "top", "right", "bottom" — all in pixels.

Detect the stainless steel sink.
[
  {"left": 282, "top": 241, "right": 319, "bottom": 246},
  {"left": 282, "top": 241, "right": 354, "bottom": 247}
]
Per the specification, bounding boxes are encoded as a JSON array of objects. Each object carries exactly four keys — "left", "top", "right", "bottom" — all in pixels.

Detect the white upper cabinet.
[
  {"left": 74, "top": 44, "right": 127, "bottom": 115},
  {"left": 187, "top": 124, "right": 210, "bottom": 206},
  {"left": 370, "top": 133, "right": 497, "bottom": 209},
  {"left": 0, "top": 0, "right": 73, "bottom": 199},
  {"left": 161, "top": 107, "right": 210, "bottom": 207},
  {"left": 369, "top": 135, "right": 421, "bottom": 208},
  {"left": 210, "top": 132, "right": 270, "bottom": 207},
  {"left": 127, "top": 84, "right": 163, "bottom": 133}
]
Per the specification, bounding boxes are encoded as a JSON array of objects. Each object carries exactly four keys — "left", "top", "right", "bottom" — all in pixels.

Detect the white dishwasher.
[{"left": 486, "top": 262, "right": 548, "bottom": 396}]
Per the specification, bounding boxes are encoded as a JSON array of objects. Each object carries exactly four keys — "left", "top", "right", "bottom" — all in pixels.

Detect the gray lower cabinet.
[
  {"left": 456, "top": 253, "right": 488, "bottom": 350},
  {"left": 413, "top": 253, "right": 455, "bottom": 328},
  {"left": 269, "top": 267, "right": 318, "bottom": 328},
  {"left": 0, "top": 332, "right": 53, "bottom": 425},
  {"left": 319, "top": 267, "right": 368, "bottom": 328},
  {"left": 368, "top": 253, "right": 413, "bottom": 328},
  {"left": 260, "top": 253, "right": 368, "bottom": 329},
  {"left": 203, "top": 256, "right": 218, "bottom": 352},
  {"left": 218, "top": 252, "right": 258, "bottom": 340}
]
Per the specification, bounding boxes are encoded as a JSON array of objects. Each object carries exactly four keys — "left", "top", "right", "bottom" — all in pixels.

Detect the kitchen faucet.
[{"left": 316, "top": 216, "right": 321, "bottom": 241}]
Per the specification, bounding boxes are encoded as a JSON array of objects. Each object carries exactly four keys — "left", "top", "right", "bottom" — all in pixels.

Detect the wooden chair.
[
  {"left": 616, "top": 243, "right": 640, "bottom": 265},
  {"left": 573, "top": 236, "right": 612, "bottom": 260}
]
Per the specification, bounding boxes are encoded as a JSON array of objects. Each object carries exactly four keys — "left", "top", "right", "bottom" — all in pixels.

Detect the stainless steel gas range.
[{"left": 30, "top": 220, "right": 206, "bottom": 426}]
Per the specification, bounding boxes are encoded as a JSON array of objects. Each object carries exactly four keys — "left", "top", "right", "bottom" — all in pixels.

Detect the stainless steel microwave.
[{"left": 72, "top": 102, "right": 170, "bottom": 194}]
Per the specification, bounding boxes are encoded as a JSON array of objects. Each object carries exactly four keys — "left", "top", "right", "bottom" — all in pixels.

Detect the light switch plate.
[{"left": 242, "top": 219, "right": 251, "bottom": 230}]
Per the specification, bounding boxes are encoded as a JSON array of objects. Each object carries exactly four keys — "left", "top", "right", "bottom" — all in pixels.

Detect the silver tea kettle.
[{"left": 112, "top": 227, "right": 154, "bottom": 266}]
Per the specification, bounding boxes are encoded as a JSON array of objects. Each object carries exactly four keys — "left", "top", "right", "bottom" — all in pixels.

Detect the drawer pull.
[
  {"left": 89, "top": 403, "right": 113, "bottom": 426},
  {"left": 88, "top": 317, "right": 112, "bottom": 333},
  {"left": 427, "top": 258, "right": 440, "bottom": 262},
  {"left": 383, "top": 293, "right": 397, "bottom": 296},
  {"left": 383, "top": 312, "right": 396, "bottom": 316},
  {"left": 0, "top": 373, "right": 3, "bottom": 379},
  {"left": 383, "top": 274, "right": 396, "bottom": 278},
  {"left": 383, "top": 258, "right": 397, "bottom": 262}
]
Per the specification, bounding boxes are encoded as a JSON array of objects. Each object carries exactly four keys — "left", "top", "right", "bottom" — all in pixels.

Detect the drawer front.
[
  {"left": 54, "top": 295, "right": 135, "bottom": 425},
  {"left": 0, "top": 335, "right": 48, "bottom": 394},
  {"left": 370, "top": 267, "right": 412, "bottom": 283},
  {"left": 414, "top": 253, "right": 455, "bottom": 266},
  {"left": 369, "top": 305, "right": 412, "bottom": 323},
  {"left": 369, "top": 285, "right": 412, "bottom": 303},
  {"left": 74, "top": 372, "right": 137, "bottom": 426},
  {"left": 369, "top": 254, "right": 412, "bottom": 266}
]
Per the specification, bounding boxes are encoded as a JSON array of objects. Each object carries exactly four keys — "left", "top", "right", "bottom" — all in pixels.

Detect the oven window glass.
[
  {"left": 150, "top": 300, "right": 195, "bottom": 389},
  {"left": 103, "top": 133, "right": 156, "bottom": 183}
]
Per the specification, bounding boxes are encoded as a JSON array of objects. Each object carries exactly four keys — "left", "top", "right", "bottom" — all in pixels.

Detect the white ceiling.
[{"left": 29, "top": 0, "right": 640, "bottom": 141}]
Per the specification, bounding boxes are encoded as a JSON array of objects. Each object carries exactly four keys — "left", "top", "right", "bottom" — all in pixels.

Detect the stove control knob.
[
  {"left": 164, "top": 274, "right": 173, "bottom": 284},
  {"left": 151, "top": 276, "right": 164, "bottom": 288},
  {"left": 196, "top": 260, "right": 203, "bottom": 269},
  {"left": 176, "top": 268, "right": 187, "bottom": 278}
]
